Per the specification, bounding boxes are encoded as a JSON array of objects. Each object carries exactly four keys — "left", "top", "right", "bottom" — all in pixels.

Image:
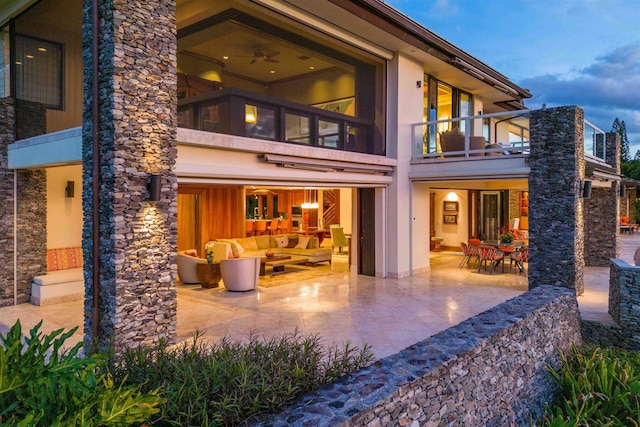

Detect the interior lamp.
[{"left": 301, "top": 188, "right": 319, "bottom": 209}]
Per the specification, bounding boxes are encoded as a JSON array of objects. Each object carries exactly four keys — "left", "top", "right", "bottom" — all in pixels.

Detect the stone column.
[
  {"left": 528, "top": 106, "right": 585, "bottom": 295},
  {"left": 629, "top": 187, "right": 638, "bottom": 223},
  {"left": 584, "top": 132, "right": 620, "bottom": 266},
  {"left": 0, "top": 99, "right": 47, "bottom": 307},
  {"left": 82, "top": 0, "right": 177, "bottom": 352}
]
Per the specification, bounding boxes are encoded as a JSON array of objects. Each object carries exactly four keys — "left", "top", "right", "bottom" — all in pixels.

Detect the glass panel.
[
  {"left": 15, "top": 35, "right": 62, "bottom": 109},
  {"left": 285, "top": 113, "right": 310, "bottom": 143},
  {"left": 584, "top": 124, "right": 595, "bottom": 156},
  {"left": 245, "top": 104, "right": 275, "bottom": 139},
  {"left": 481, "top": 192, "right": 500, "bottom": 241},
  {"left": 178, "top": 108, "right": 193, "bottom": 129},
  {"left": 459, "top": 92, "right": 471, "bottom": 133},
  {"left": 0, "top": 26, "right": 9, "bottom": 99},
  {"left": 318, "top": 119, "right": 339, "bottom": 148}
]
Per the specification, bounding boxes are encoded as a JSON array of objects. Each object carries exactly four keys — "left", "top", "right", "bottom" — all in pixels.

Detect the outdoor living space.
[{"left": 3, "top": 232, "right": 635, "bottom": 360}]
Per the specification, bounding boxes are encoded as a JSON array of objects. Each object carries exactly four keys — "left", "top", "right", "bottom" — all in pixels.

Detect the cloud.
[{"left": 520, "top": 43, "right": 640, "bottom": 149}]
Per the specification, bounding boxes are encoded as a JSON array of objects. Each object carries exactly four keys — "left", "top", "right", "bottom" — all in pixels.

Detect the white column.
[{"left": 386, "top": 53, "right": 425, "bottom": 278}]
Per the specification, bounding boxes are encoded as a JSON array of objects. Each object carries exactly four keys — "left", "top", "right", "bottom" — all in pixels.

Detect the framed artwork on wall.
[
  {"left": 443, "top": 201, "right": 458, "bottom": 212},
  {"left": 443, "top": 214, "right": 457, "bottom": 224}
]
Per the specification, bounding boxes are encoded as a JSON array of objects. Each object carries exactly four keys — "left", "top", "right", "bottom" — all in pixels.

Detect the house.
[{"left": 0, "top": 0, "right": 622, "bottom": 351}]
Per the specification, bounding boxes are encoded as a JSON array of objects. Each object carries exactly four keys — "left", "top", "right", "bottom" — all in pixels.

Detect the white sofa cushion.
[{"left": 33, "top": 268, "right": 83, "bottom": 286}]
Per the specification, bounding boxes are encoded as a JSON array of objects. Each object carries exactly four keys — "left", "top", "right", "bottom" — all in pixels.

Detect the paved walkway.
[{"left": 1, "top": 236, "right": 637, "bottom": 360}]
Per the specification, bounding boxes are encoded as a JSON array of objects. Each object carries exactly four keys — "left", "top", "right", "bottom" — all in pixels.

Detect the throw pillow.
[
  {"left": 236, "top": 237, "right": 257, "bottom": 251},
  {"left": 287, "top": 236, "right": 298, "bottom": 248},
  {"left": 184, "top": 249, "right": 198, "bottom": 258},
  {"left": 295, "top": 235, "right": 311, "bottom": 249},
  {"left": 275, "top": 235, "right": 288, "bottom": 248},
  {"left": 255, "top": 235, "right": 271, "bottom": 249}
]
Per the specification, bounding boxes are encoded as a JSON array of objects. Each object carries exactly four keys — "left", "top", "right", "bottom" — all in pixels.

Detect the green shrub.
[
  {"left": 0, "top": 320, "right": 163, "bottom": 426},
  {"left": 110, "top": 329, "right": 373, "bottom": 426},
  {"left": 540, "top": 346, "right": 640, "bottom": 426}
]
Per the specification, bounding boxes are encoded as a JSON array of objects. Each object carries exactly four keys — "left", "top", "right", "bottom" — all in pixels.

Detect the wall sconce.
[
  {"left": 620, "top": 184, "right": 626, "bottom": 197},
  {"left": 148, "top": 174, "right": 161, "bottom": 202},
  {"left": 581, "top": 180, "right": 592, "bottom": 199},
  {"left": 65, "top": 181, "right": 74, "bottom": 198}
]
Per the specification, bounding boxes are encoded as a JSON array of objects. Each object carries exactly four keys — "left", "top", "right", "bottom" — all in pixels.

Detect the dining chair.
[
  {"left": 253, "top": 220, "right": 267, "bottom": 236},
  {"left": 245, "top": 221, "right": 254, "bottom": 237},
  {"left": 267, "top": 219, "right": 279, "bottom": 235},
  {"left": 510, "top": 247, "right": 529, "bottom": 276},
  {"left": 477, "top": 245, "right": 504, "bottom": 274},
  {"left": 276, "top": 218, "right": 290, "bottom": 234},
  {"left": 459, "top": 242, "right": 479, "bottom": 268}
]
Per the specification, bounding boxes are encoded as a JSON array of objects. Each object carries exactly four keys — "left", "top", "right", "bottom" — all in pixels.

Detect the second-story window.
[{"left": 423, "top": 75, "right": 472, "bottom": 154}]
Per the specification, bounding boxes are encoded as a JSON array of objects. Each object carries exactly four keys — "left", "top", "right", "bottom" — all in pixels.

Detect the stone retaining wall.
[
  {"left": 608, "top": 259, "right": 640, "bottom": 349},
  {"left": 259, "top": 286, "right": 581, "bottom": 426}
]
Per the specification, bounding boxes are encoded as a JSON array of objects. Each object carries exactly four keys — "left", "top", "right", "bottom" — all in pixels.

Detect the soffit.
[{"left": 0, "top": 0, "right": 35, "bottom": 27}]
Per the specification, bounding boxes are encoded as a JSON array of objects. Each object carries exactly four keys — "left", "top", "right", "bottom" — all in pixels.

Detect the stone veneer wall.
[
  {"left": 584, "top": 187, "right": 618, "bottom": 266},
  {"left": 629, "top": 187, "right": 638, "bottom": 222},
  {"left": 259, "top": 286, "right": 581, "bottom": 426},
  {"left": 608, "top": 259, "right": 640, "bottom": 349},
  {"left": 0, "top": 98, "right": 47, "bottom": 307},
  {"left": 528, "top": 106, "right": 585, "bottom": 295},
  {"left": 509, "top": 190, "right": 520, "bottom": 225},
  {"left": 82, "top": 0, "right": 178, "bottom": 352}
]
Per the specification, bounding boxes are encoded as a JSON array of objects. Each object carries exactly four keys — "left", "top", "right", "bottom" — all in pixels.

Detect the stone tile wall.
[
  {"left": 528, "top": 106, "right": 585, "bottom": 295},
  {"left": 584, "top": 187, "right": 618, "bottom": 266},
  {"left": 82, "top": 0, "right": 178, "bottom": 352},
  {"left": 258, "top": 286, "right": 581, "bottom": 426},
  {"left": 608, "top": 259, "right": 640, "bottom": 349},
  {"left": 0, "top": 98, "right": 47, "bottom": 307}
]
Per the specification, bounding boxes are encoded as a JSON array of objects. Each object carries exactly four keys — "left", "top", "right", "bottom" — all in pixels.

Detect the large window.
[
  {"left": 423, "top": 75, "right": 472, "bottom": 153},
  {"left": 176, "top": 9, "right": 384, "bottom": 155},
  {"left": 14, "top": 34, "right": 63, "bottom": 109}
]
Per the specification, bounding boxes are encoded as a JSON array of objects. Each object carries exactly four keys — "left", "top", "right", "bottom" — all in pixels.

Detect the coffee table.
[{"left": 260, "top": 255, "right": 308, "bottom": 276}]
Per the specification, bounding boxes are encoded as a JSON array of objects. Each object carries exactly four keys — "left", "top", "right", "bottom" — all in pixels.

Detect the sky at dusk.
[{"left": 384, "top": 0, "right": 640, "bottom": 156}]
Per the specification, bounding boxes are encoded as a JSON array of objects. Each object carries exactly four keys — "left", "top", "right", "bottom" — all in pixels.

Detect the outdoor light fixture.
[
  {"left": 65, "top": 181, "right": 74, "bottom": 198},
  {"left": 620, "top": 184, "right": 626, "bottom": 198},
  {"left": 581, "top": 180, "right": 592, "bottom": 199},
  {"left": 148, "top": 174, "right": 161, "bottom": 202},
  {"left": 301, "top": 188, "right": 319, "bottom": 209}
]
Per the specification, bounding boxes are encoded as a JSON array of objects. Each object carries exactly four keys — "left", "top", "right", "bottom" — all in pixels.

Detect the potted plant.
[
  {"left": 205, "top": 242, "right": 215, "bottom": 264},
  {"left": 498, "top": 225, "right": 514, "bottom": 244}
]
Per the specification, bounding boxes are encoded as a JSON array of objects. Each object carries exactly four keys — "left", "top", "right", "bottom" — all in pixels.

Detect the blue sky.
[{"left": 385, "top": 0, "right": 640, "bottom": 156}]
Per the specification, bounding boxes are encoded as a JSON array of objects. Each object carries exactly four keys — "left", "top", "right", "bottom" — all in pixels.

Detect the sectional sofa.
[{"left": 209, "top": 233, "right": 332, "bottom": 264}]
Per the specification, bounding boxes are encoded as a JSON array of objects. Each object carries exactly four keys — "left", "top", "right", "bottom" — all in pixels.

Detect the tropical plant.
[
  {"left": 109, "top": 329, "right": 373, "bottom": 426},
  {"left": 0, "top": 320, "right": 162, "bottom": 426},
  {"left": 540, "top": 346, "right": 640, "bottom": 426}
]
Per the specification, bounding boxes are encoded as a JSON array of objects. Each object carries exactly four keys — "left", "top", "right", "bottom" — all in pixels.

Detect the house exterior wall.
[
  {"left": 528, "top": 106, "right": 585, "bottom": 295},
  {"left": 81, "top": 0, "right": 178, "bottom": 352},
  {"left": 0, "top": 98, "right": 47, "bottom": 307},
  {"left": 609, "top": 259, "right": 640, "bottom": 349},
  {"left": 47, "top": 165, "right": 83, "bottom": 249},
  {"left": 387, "top": 53, "right": 424, "bottom": 278}
]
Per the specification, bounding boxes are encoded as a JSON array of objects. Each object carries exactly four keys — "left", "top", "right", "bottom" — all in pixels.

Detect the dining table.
[{"left": 481, "top": 241, "right": 526, "bottom": 273}]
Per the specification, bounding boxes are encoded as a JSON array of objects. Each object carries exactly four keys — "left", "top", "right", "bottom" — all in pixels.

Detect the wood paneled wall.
[{"left": 178, "top": 184, "right": 244, "bottom": 256}]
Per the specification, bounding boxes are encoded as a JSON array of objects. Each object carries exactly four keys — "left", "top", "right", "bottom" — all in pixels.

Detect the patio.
[{"left": 1, "top": 236, "right": 636, "bottom": 360}]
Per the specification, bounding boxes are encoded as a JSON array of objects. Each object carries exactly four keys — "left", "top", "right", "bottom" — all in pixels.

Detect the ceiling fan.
[{"left": 247, "top": 47, "right": 280, "bottom": 64}]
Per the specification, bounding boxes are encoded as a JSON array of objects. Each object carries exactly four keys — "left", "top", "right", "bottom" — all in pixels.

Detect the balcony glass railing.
[
  {"left": 178, "top": 87, "right": 380, "bottom": 155},
  {"left": 411, "top": 110, "right": 530, "bottom": 160}
]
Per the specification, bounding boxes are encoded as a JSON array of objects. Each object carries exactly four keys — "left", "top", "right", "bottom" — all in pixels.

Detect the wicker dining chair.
[
  {"left": 510, "top": 247, "right": 529, "bottom": 276},
  {"left": 459, "top": 242, "right": 479, "bottom": 268},
  {"left": 477, "top": 245, "right": 504, "bottom": 274}
]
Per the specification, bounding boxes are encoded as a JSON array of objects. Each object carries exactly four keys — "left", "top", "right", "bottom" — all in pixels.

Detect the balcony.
[
  {"left": 411, "top": 110, "right": 531, "bottom": 162},
  {"left": 177, "top": 88, "right": 379, "bottom": 155}
]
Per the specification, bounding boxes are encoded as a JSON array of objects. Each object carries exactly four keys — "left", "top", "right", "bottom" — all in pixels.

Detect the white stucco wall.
[
  {"left": 47, "top": 164, "right": 83, "bottom": 249},
  {"left": 386, "top": 53, "right": 424, "bottom": 278},
  {"left": 433, "top": 189, "right": 468, "bottom": 249}
]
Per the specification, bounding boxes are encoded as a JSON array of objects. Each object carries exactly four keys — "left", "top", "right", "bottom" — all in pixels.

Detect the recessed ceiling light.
[
  {"left": 309, "top": 66, "right": 315, "bottom": 70},
  {"left": 15, "top": 61, "right": 22, "bottom": 65},
  {"left": 38, "top": 47, "right": 47, "bottom": 52},
  {"left": 222, "top": 55, "right": 229, "bottom": 60},
  {"left": 26, "top": 55, "right": 34, "bottom": 59},
  {"left": 270, "top": 70, "right": 275, "bottom": 74}
]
